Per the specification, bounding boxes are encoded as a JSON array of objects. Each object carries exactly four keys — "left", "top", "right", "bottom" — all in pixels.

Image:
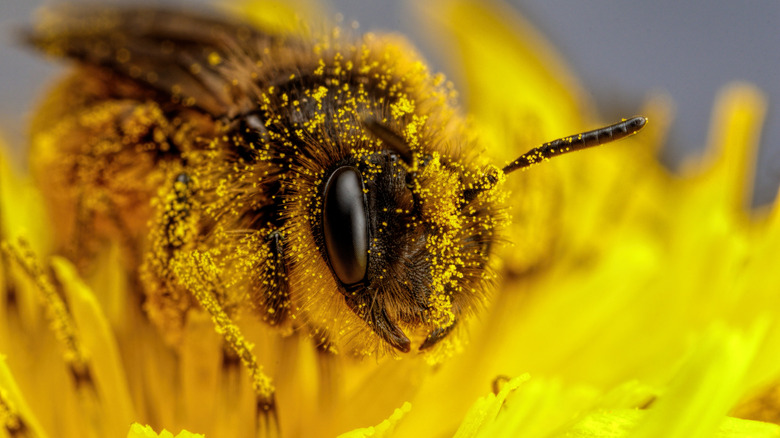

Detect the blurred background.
[{"left": 1, "top": 0, "right": 778, "bottom": 205}]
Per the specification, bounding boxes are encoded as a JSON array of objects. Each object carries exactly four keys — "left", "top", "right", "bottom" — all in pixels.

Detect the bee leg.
[
  {"left": 256, "top": 392, "right": 280, "bottom": 438},
  {"left": 419, "top": 318, "right": 458, "bottom": 351},
  {"left": 250, "top": 226, "right": 302, "bottom": 423},
  {"left": 220, "top": 345, "right": 280, "bottom": 437},
  {"left": 175, "top": 247, "right": 280, "bottom": 438},
  {"left": 258, "top": 230, "right": 290, "bottom": 325},
  {"left": 140, "top": 170, "right": 196, "bottom": 345}
]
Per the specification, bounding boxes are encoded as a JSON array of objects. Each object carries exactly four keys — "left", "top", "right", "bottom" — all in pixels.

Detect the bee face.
[
  {"left": 313, "top": 149, "right": 497, "bottom": 353},
  {"left": 237, "top": 65, "right": 501, "bottom": 353}
]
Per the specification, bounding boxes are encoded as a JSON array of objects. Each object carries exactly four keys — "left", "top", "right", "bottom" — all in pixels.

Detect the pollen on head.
[
  {"left": 390, "top": 96, "right": 415, "bottom": 120},
  {"left": 207, "top": 51, "right": 221, "bottom": 66}
]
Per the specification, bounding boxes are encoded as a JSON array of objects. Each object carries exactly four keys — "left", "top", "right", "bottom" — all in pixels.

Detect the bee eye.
[{"left": 323, "top": 166, "right": 368, "bottom": 285}]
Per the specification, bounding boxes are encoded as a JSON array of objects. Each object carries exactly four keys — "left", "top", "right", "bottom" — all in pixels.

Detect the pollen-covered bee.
[{"left": 25, "top": 5, "right": 645, "bottom": 362}]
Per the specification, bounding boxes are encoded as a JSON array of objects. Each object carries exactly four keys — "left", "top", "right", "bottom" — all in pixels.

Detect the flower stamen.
[
  {"left": 0, "top": 389, "right": 32, "bottom": 438},
  {"left": 0, "top": 239, "right": 113, "bottom": 434},
  {"left": 0, "top": 239, "right": 89, "bottom": 376}
]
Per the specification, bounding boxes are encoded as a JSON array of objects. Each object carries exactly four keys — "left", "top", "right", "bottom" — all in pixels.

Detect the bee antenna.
[
  {"left": 363, "top": 118, "right": 415, "bottom": 167},
  {"left": 463, "top": 116, "right": 648, "bottom": 203},
  {"left": 502, "top": 116, "right": 647, "bottom": 174}
]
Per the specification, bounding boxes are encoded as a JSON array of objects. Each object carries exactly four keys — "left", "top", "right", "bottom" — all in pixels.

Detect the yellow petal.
[
  {"left": 564, "top": 410, "right": 780, "bottom": 438},
  {"left": 337, "top": 402, "right": 412, "bottom": 438},
  {"left": 686, "top": 82, "right": 767, "bottom": 213},
  {"left": 453, "top": 374, "right": 529, "bottom": 438},
  {"left": 413, "top": 0, "right": 589, "bottom": 158},
  {"left": 0, "top": 356, "right": 49, "bottom": 438},
  {"left": 0, "top": 138, "right": 52, "bottom": 255},
  {"left": 233, "top": 0, "right": 331, "bottom": 35},
  {"left": 631, "top": 322, "right": 768, "bottom": 438},
  {"left": 50, "top": 257, "right": 136, "bottom": 436},
  {"left": 127, "top": 423, "right": 205, "bottom": 438}
]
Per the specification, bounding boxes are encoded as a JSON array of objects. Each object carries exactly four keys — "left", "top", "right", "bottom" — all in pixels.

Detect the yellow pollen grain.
[
  {"left": 390, "top": 96, "right": 415, "bottom": 120},
  {"left": 313, "top": 86, "right": 329, "bottom": 103},
  {"left": 207, "top": 51, "right": 221, "bottom": 66}
]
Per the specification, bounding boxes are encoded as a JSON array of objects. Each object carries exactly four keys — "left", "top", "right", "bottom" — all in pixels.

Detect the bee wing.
[{"left": 25, "top": 6, "right": 274, "bottom": 118}]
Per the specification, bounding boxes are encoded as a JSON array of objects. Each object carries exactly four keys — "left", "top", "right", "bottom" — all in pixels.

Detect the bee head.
[{"left": 313, "top": 121, "right": 500, "bottom": 354}]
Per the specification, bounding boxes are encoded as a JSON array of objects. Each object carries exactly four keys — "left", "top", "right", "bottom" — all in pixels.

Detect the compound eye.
[{"left": 322, "top": 166, "right": 368, "bottom": 285}]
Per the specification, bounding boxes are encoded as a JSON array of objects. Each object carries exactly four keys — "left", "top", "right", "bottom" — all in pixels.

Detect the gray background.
[{"left": 1, "top": 1, "right": 778, "bottom": 205}]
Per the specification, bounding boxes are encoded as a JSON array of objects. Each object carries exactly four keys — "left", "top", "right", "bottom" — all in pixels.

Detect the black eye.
[{"left": 322, "top": 166, "right": 368, "bottom": 285}]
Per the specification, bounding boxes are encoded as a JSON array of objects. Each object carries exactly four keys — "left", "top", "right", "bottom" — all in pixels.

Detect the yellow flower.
[{"left": 2, "top": 0, "right": 780, "bottom": 437}]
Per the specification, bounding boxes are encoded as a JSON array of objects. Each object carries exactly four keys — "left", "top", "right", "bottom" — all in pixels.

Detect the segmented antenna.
[
  {"left": 463, "top": 116, "right": 647, "bottom": 203},
  {"left": 502, "top": 116, "right": 647, "bottom": 174}
]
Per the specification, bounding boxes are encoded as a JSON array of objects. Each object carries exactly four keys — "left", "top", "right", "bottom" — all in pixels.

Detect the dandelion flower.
[{"left": 2, "top": 1, "right": 780, "bottom": 437}]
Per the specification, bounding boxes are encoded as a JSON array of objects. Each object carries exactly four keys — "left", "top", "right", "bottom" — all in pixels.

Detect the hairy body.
[{"left": 28, "top": 7, "right": 502, "bottom": 357}]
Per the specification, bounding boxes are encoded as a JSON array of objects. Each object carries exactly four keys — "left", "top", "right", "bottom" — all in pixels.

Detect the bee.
[{"left": 25, "top": 6, "right": 646, "bottom": 361}]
